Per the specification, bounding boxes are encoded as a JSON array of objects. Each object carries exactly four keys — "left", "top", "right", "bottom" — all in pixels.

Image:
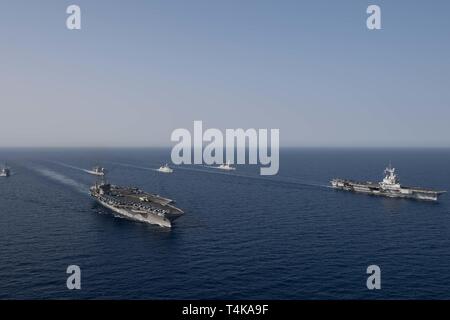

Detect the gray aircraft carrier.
[
  {"left": 331, "top": 165, "right": 446, "bottom": 201},
  {"left": 90, "top": 181, "right": 184, "bottom": 228}
]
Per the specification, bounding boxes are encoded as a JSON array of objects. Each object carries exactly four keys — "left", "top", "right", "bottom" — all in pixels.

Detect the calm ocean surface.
[{"left": 0, "top": 148, "right": 449, "bottom": 299}]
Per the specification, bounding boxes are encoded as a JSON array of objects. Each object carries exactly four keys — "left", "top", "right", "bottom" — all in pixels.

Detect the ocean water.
[{"left": 0, "top": 148, "right": 449, "bottom": 299}]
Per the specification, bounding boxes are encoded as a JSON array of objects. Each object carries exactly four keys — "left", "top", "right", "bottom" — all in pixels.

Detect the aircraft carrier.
[
  {"left": 90, "top": 181, "right": 184, "bottom": 228},
  {"left": 331, "top": 165, "right": 446, "bottom": 201}
]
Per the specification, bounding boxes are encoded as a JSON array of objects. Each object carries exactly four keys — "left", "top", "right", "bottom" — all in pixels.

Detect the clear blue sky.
[{"left": 1, "top": 0, "right": 450, "bottom": 147}]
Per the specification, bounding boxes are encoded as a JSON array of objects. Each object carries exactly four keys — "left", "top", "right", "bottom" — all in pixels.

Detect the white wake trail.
[
  {"left": 113, "top": 161, "right": 329, "bottom": 189},
  {"left": 109, "top": 161, "right": 160, "bottom": 172},
  {"left": 32, "top": 166, "right": 89, "bottom": 194},
  {"left": 48, "top": 160, "right": 91, "bottom": 173},
  {"left": 185, "top": 165, "right": 330, "bottom": 189}
]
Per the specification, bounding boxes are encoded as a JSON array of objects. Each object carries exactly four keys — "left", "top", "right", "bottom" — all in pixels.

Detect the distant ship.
[
  {"left": 331, "top": 164, "right": 446, "bottom": 201},
  {"left": 157, "top": 164, "right": 173, "bottom": 173},
  {"left": 0, "top": 165, "right": 11, "bottom": 177},
  {"left": 86, "top": 166, "right": 106, "bottom": 176},
  {"left": 217, "top": 161, "right": 235, "bottom": 171},
  {"left": 90, "top": 181, "right": 184, "bottom": 228}
]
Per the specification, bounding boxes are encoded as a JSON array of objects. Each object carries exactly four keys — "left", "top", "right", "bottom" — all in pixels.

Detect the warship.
[
  {"left": 157, "top": 164, "right": 173, "bottom": 173},
  {"left": 217, "top": 160, "right": 235, "bottom": 171},
  {"left": 331, "top": 164, "right": 446, "bottom": 201},
  {"left": 0, "top": 166, "right": 11, "bottom": 177},
  {"left": 1, "top": 163, "right": 11, "bottom": 177},
  {"left": 86, "top": 166, "right": 106, "bottom": 176},
  {"left": 90, "top": 180, "right": 184, "bottom": 228}
]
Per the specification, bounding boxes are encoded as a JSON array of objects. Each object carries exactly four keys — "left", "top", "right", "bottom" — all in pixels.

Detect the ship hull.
[
  {"left": 331, "top": 179, "right": 444, "bottom": 201},
  {"left": 157, "top": 169, "right": 173, "bottom": 173},
  {"left": 85, "top": 170, "right": 105, "bottom": 176},
  {"left": 94, "top": 198, "right": 172, "bottom": 228}
]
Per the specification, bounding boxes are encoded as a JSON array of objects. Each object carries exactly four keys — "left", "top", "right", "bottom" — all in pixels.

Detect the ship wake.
[
  {"left": 111, "top": 161, "right": 328, "bottom": 190},
  {"left": 48, "top": 160, "right": 94, "bottom": 175},
  {"left": 110, "top": 162, "right": 160, "bottom": 172},
  {"left": 32, "top": 166, "right": 89, "bottom": 194}
]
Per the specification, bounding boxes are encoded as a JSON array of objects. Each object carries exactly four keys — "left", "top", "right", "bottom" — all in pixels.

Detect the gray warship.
[
  {"left": 0, "top": 165, "right": 11, "bottom": 177},
  {"left": 86, "top": 166, "right": 106, "bottom": 176},
  {"left": 331, "top": 165, "right": 446, "bottom": 201},
  {"left": 90, "top": 180, "right": 184, "bottom": 228}
]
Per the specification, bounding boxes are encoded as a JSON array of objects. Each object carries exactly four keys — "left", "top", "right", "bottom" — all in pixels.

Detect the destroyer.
[
  {"left": 90, "top": 181, "right": 184, "bottom": 227},
  {"left": 157, "top": 164, "right": 173, "bottom": 173},
  {"left": 331, "top": 164, "right": 446, "bottom": 201},
  {"left": 86, "top": 166, "right": 106, "bottom": 176},
  {"left": 217, "top": 160, "right": 235, "bottom": 171},
  {"left": 0, "top": 165, "right": 11, "bottom": 177}
]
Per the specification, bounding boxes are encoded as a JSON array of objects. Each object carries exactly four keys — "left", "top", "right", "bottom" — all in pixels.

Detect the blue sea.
[{"left": 0, "top": 148, "right": 449, "bottom": 299}]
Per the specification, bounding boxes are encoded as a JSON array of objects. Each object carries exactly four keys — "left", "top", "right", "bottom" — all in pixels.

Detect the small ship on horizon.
[
  {"left": 0, "top": 164, "right": 11, "bottom": 177},
  {"left": 331, "top": 164, "right": 446, "bottom": 201},
  {"left": 157, "top": 164, "right": 173, "bottom": 173},
  {"left": 217, "top": 161, "right": 235, "bottom": 171},
  {"left": 85, "top": 166, "right": 106, "bottom": 176}
]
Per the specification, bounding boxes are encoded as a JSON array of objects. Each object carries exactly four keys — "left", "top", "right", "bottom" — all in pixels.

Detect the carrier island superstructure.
[
  {"left": 90, "top": 179, "right": 184, "bottom": 228},
  {"left": 331, "top": 165, "right": 446, "bottom": 201}
]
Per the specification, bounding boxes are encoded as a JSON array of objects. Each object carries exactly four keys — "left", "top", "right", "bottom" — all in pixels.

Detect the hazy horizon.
[{"left": 2, "top": 0, "right": 450, "bottom": 148}]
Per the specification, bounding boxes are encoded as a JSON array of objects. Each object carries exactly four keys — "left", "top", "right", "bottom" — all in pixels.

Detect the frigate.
[
  {"left": 217, "top": 161, "right": 235, "bottom": 171},
  {"left": 86, "top": 166, "right": 106, "bottom": 176},
  {"left": 0, "top": 165, "right": 11, "bottom": 177},
  {"left": 157, "top": 164, "right": 173, "bottom": 173}
]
